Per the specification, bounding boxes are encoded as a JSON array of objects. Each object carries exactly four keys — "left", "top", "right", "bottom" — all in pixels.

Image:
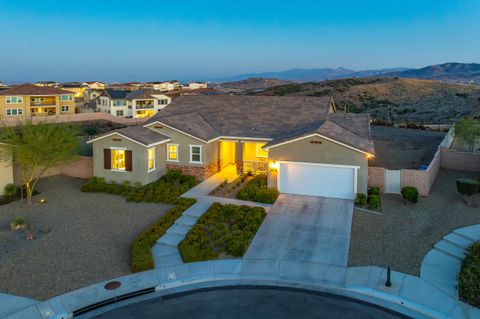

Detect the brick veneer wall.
[
  {"left": 13, "top": 156, "right": 93, "bottom": 185},
  {"left": 440, "top": 147, "right": 480, "bottom": 172},
  {"left": 166, "top": 161, "right": 220, "bottom": 181},
  {"left": 368, "top": 167, "right": 385, "bottom": 192}
]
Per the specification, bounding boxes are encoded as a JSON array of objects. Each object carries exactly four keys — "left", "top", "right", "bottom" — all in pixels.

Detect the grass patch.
[
  {"left": 0, "top": 185, "right": 39, "bottom": 206},
  {"left": 459, "top": 242, "right": 480, "bottom": 308},
  {"left": 178, "top": 203, "right": 266, "bottom": 262},
  {"left": 236, "top": 174, "right": 278, "bottom": 204},
  {"left": 130, "top": 197, "right": 196, "bottom": 272},
  {"left": 81, "top": 170, "right": 198, "bottom": 204}
]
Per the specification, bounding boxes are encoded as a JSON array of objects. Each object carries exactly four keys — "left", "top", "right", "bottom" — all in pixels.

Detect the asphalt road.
[{"left": 93, "top": 287, "right": 409, "bottom": 319}]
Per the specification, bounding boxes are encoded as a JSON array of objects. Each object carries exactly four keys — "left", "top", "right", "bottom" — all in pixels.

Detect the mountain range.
[{"left": 219, "top": 63, "right": 480, "bottom": 84}]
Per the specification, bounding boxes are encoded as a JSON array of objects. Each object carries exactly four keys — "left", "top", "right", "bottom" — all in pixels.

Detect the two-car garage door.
[{"left": 278, "top": 162, "right": 357, "bottom": 200}]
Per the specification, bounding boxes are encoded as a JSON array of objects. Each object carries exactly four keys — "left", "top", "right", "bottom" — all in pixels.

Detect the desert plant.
[
  {"left": 368, "top": 187, "right": 380, "bottom": 196},
  {"left": 458, "top": 242, "right": 480, "bottom": 307},
  {"left": 368, "top": 195, "right": 381, "bottom": 209},
  {"left": 455, "top": 117, "right": 480, "bottom": 152},
  {"left": 355, "top": 193, "right": 367, "bottom": 206},
  {"left": 10, "top": 216, "right": 27, "bottom": 231},
  {"left": 456, "top": 179, "right": 480, "bottom": 196},
  {"left": 3, "top": 183, "right": 17, "bottom": 197},
  {"left": 401, "top": 186, "right": 419, "bottom": 203}
]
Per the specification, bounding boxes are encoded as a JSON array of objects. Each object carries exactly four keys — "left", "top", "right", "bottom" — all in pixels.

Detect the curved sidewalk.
[
  {"left": 420, "top": 224, "right": 480, "bottom": 298},
  {"left": 4, "top": 259, "right": 479, "bottom": 319}
]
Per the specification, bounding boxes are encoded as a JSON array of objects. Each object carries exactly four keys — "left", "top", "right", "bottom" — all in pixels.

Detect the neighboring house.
[
  {"left": 148, "top": 81, "right": 180, "bottom": 92},
  {"left": 0, "top": 83, "right": 76, "bottom": 117},
  {"left": 83, "top": 81, "right": 106, "bottom": 90},
  {"left": 34, "top": 81, "right": 58, "bottom": 87},
  {"left": 186, "top": 82, "right": 208, "bottom": 90},
  {"left": 58, "top": 82, "right": 88, "bottom": 98},
  {"left": 88, "top": 96, "right": 374, "bottom": 199},
  {"left": 96, "top": 89, "right": 171, "bottom": 118},
  {"left": 84, "top": 88, "right": 104, "bottom": 102}
]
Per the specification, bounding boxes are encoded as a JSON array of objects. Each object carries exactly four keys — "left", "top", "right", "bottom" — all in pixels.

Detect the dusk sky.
[{"left": 0, "top": 0, "right": 479, "bottom": 83}]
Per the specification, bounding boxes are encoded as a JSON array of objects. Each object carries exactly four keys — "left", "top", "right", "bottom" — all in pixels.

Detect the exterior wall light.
[
  {"left": 366, "top": 153, "right": 374, "bottom": 160},
  {"left": 269, "top": 161, "right": 279, "bottom": 171}
]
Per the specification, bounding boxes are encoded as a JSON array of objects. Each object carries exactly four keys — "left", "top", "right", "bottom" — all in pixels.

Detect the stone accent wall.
[
  {"left": 367, "top": 167, "right": 385, "bottom": 192},
  {"left": 166, "top": 161, "right": 221, "bottom": 181},
  {"left": 13, "top": 156, "right": 93, "bottom": 185},
  {"left": 235, "top": 160, "right": 243, "bottom": 175},
  {"left": 441, "top": 147, "right": 480, "bottom": 172}
]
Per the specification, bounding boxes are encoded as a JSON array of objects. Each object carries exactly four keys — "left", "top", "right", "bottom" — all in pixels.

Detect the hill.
[
  {"left": 213, "top": 77, "right": 292, "bottom": 92},
  {"left": 384, "top": 62, "right": 480, "bottom": 84},
  {"left": 253, "top": 77, "right": 480, "bottom": 124}
]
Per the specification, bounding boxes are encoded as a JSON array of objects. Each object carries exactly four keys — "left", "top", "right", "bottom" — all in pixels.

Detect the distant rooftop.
[{"left": 0, "top": 83, "right": 75, "bottom": 96}]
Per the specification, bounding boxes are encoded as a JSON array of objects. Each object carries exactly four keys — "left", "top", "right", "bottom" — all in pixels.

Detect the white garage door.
[{"left": 278, "top": 162, "right": 356, "bottom": 199}]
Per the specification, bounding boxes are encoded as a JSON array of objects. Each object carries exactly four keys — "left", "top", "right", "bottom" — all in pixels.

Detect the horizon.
[{"left": 0, "top": 1, "right": 479, "bottom": 82}]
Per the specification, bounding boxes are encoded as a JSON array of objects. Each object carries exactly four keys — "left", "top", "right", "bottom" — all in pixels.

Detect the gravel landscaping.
[
  {"left": 349, "top": 169, "right": 480, "bottom": 275},
  {"left": 0, "top": 175, "right": 172, "bottom": 300}
]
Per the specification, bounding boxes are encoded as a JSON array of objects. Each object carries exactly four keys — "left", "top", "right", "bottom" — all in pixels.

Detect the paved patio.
[{"left": 244, "top": 194, "right": 354, "bottom": 266}]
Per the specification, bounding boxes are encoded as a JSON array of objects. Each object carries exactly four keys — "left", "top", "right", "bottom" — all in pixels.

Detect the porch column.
[{"left": 235, "top": 141, "right": 244, "bottom": 175}]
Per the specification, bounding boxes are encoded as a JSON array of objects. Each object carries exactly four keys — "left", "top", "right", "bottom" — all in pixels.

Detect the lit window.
[
  {"left": 147, "top": 147, "right": 155, "bottom": 171},
  {"left": 167, "top": 144, "right": 178, "bottom": 161},
  {"left": 61, "top": 105, "right": 69, "bottom": 112},
  {"left": 60, "top": 95, "right": 72, "bottom": 101},
  {"left": 190, "top": 145, "right": 202, "bottom": 163},
  {"left": 256, "top": 143, "right": 268, "bottom": 158},
  {"left": 111, "top": 149, "right": 126, "bottom": 171}
]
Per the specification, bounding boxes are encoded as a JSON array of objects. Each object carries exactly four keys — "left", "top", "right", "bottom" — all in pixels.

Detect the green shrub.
[
  {"left": 355, "top": 193, "right": 367, "bottom": 206},
  {"left": 130, "top": 197, "right": 196, "bottom": 272},
  {"left": 3, "top": 184, "right": 17, "bottom": 197},
  {"left": 401, "top": 186, "right": 419, "bottom": 203},
  {"left": 179, "top": 203, "right": 266, "bottom": 263},
  {"left": 368, "top": 187, "right": 380, "bottom": 196},
  {"left": 456, "top": 179, "right": 480, "bottom": 196},
  {"left": 458, "top": 242, "right": 480, "bottom": 307},
  {"left": 236, "top": 174, "right": 278, "bottom": 204},
  {"left": 10, "top": 216, "right": 27, "bottom": 230},
  {"left": 368, "top": 194, "right": 381, "bottom": 209}
]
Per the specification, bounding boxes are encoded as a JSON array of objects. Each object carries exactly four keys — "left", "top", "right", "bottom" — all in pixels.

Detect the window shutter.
[
  {"left": 125, "top": 150, "right": 133, "bottom": 172},
  {"left": 104, "top": 149, "right": 111, "bottom": 169}
]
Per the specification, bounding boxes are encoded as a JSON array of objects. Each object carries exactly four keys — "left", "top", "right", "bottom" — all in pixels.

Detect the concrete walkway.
[
  {"left": 0, "top": 294, "right": 38, "bottom": 319},
  {"left": 152, "top": 165, "right": 272, "bottom": 268},
  {"left": 245, "top": 194, "right": 353, "bottom": 266},
  {"left": 420, "top": 224, "right": 480, "bottom": 298}
]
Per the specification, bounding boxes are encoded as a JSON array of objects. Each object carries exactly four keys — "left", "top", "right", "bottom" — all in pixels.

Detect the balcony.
[
  {"left": 135, "top": 104, "right": 154, "bottom": 109},
  {"left": 30, "top": 97, "right": 56, "bottom": 107}
]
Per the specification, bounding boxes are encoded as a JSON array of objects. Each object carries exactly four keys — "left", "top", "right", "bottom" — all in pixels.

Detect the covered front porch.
[{"left": 219, "top": 140, "right": 269, "bottom": 175}]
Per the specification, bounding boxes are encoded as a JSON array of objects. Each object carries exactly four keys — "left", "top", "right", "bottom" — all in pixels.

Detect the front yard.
[
  {"left": 349, "top": 169, "right": 480, "bottom": 275},
  {"left": 0, "top": 175, "right": 173, "bottom": 300}
]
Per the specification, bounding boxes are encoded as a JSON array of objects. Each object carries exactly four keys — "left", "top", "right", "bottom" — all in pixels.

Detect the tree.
[
  {"left": 455, "top": 117, "right": 480, "bottom": 152},
  {"left": 0, "top": 118, "right": 79, "bottom": 205}
]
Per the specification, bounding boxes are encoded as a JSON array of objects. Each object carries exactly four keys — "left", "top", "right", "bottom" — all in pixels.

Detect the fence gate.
[{"left": 384, "top": 170, "right": 401, "bottom": 194}]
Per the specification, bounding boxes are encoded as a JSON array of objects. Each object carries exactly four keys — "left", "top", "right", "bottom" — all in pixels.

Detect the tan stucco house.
[{"left": 88, "top": 96, "right": 374, "bottom": 199}]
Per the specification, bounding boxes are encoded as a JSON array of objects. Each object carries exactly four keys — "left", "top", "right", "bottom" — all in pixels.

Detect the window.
[
  {"left": 189, "top": 145, "right": 202, "bottom": 163},
  {"left": 6, "top": 96, "right": 22, "bottom": 104},
  {"left": 167, "top": 144, "right": 178, "bottom": 161},
  {"left": 116, "top": 110, "right": 124, "bottom": 116},
  {"left": 6, "top": 108, "right": 23, "bottom": 116},
  {"left": 61, "top": 105, "right": 69, "bottom": 112},
  {"left": 160, "top": 99, "right": 168, "bottom": 105},
  {"left": 255, "top": 143, "right": 268, "bottom": 158},
  {"left": 111, "top": 149, "right": 126, "bottom": 171},
  {"left": 60, "top": 95, "right": 73, "bottom": 101},
  {"left": 147, "top": 147, "right": 155, "bottom": 171}
]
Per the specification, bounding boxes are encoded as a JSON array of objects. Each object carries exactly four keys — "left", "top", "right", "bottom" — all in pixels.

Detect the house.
[
  {"left": 34, "top": 81, "right": 58, "bottom": 87},
  {"left": 149, "top": 81, "right": 180, "bottom": 92},
  {"left": 83, "top": 81, "right": 106, "bottom": 90},
  {"left": 0, "top": 83, "right": 76, "bottom": 117},
  {"left": 88, "top": 96, "right": 374, "bottom": 199},
  {"left": 84, "top": 88, "right": 104, "bottom": 102},
  {"left": 96, "top": 89, "right": 171, "bottom": 118},
  {"left": 58, "top": 82, "right": 88, "bottom": 98},
  {"left": 186, "top": 82, "right": 208, "bottom": 90}
]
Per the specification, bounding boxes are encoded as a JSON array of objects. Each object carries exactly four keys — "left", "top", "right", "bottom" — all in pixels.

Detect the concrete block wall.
[
  {"left": 367, "top": 167, "right": 385, "bottom": 192},
  {"left": 440, "top": 147, "right": 480, "bottom": 172}
]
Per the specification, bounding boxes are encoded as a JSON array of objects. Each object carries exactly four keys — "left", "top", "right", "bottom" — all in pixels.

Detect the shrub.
[
  {"left": 368, "top": 195, "right": 380, "bottom": 209},
  {"left": 10, "top": 216, "right": 27, "bottom": 231},
  {"left": 3, "top": 184, "right": 17, "bottom": 197},
  {"left": 401, "top": 186, "right": 419, "bottom": 203},
  {"left": 236, "top": 174, "right": 278, "bottom": 204},
  {"left": 456, "top": 179, "right": 480, "bottom": 196},
  {"left": 130, "top": 197, "right": 196, "bottom": 272},
  {"left": 458, "top": 242, "right": 480, "bottom": 307},
  {"left": 355, "top": 193, "right": 367, "bottom": 206},
  {"left": 368, "top": 187, "right": 380, "bottom": 196}
]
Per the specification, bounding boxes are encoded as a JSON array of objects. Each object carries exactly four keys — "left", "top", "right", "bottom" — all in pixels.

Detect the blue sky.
[{"left": 0, "top": 0, "right": 479, "bottom": 82}]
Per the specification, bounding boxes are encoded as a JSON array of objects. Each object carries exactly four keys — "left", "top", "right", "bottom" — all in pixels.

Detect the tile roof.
[
  {"left": 102, "top": 126, "right": 170, "bottom": 146},
  {"left": 0, "top": 83, "right": 74, "bottom": 96},
  {"left": 145, "top": 95, "right": 374, "bottom": 153}
]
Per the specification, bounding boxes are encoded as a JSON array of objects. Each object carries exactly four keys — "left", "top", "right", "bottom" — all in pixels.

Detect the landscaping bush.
[
  {"left": 178, "top": 203, "right": 266, "bottom": 262},
  {"left": 81, "top": 170, "right": 198, "bottom": 204},
  {"left": 130, "top": 197, "right": 196, "bottom": 272},
  {"left": 10, "top": 216, "right": 27, "bottom": 231},
  {"left": 368, "top": 187, "right": 380, "bottom": 196},
  {"left": 3, "top": 184, "right": 17, "bottom": 197},
  {"left": 355, "top": 193, "right": 367, "bottom": 206},
  {"left": 456, "top": 179, "right": 480, "bottom": 196},
  {"left": 458, "top": 242, "right": 480, "bottom": 308},
  {"left": 236, "top": 174, "right": 279, "bottom": 204},
  {"left": 368, "top": 195, "right": 381, "bottom": 209},
  {"left": 401, "top": 186, "right": 419, "bottom": 203}
]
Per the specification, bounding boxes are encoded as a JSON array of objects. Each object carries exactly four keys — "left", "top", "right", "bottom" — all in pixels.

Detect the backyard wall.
[
  {"left": 13, "top": 156, "right": 93, "bottom": 185},
  {"left": 367, "top": 167, "right": 385, "bottom": 192},
  {"left": 440, "top": 148, "right": 480, "bottom": 172}
]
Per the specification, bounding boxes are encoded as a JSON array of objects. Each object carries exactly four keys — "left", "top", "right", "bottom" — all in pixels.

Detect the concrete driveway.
[{"left": 245, "top": 194, "right": 354, "bottom": 266}]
